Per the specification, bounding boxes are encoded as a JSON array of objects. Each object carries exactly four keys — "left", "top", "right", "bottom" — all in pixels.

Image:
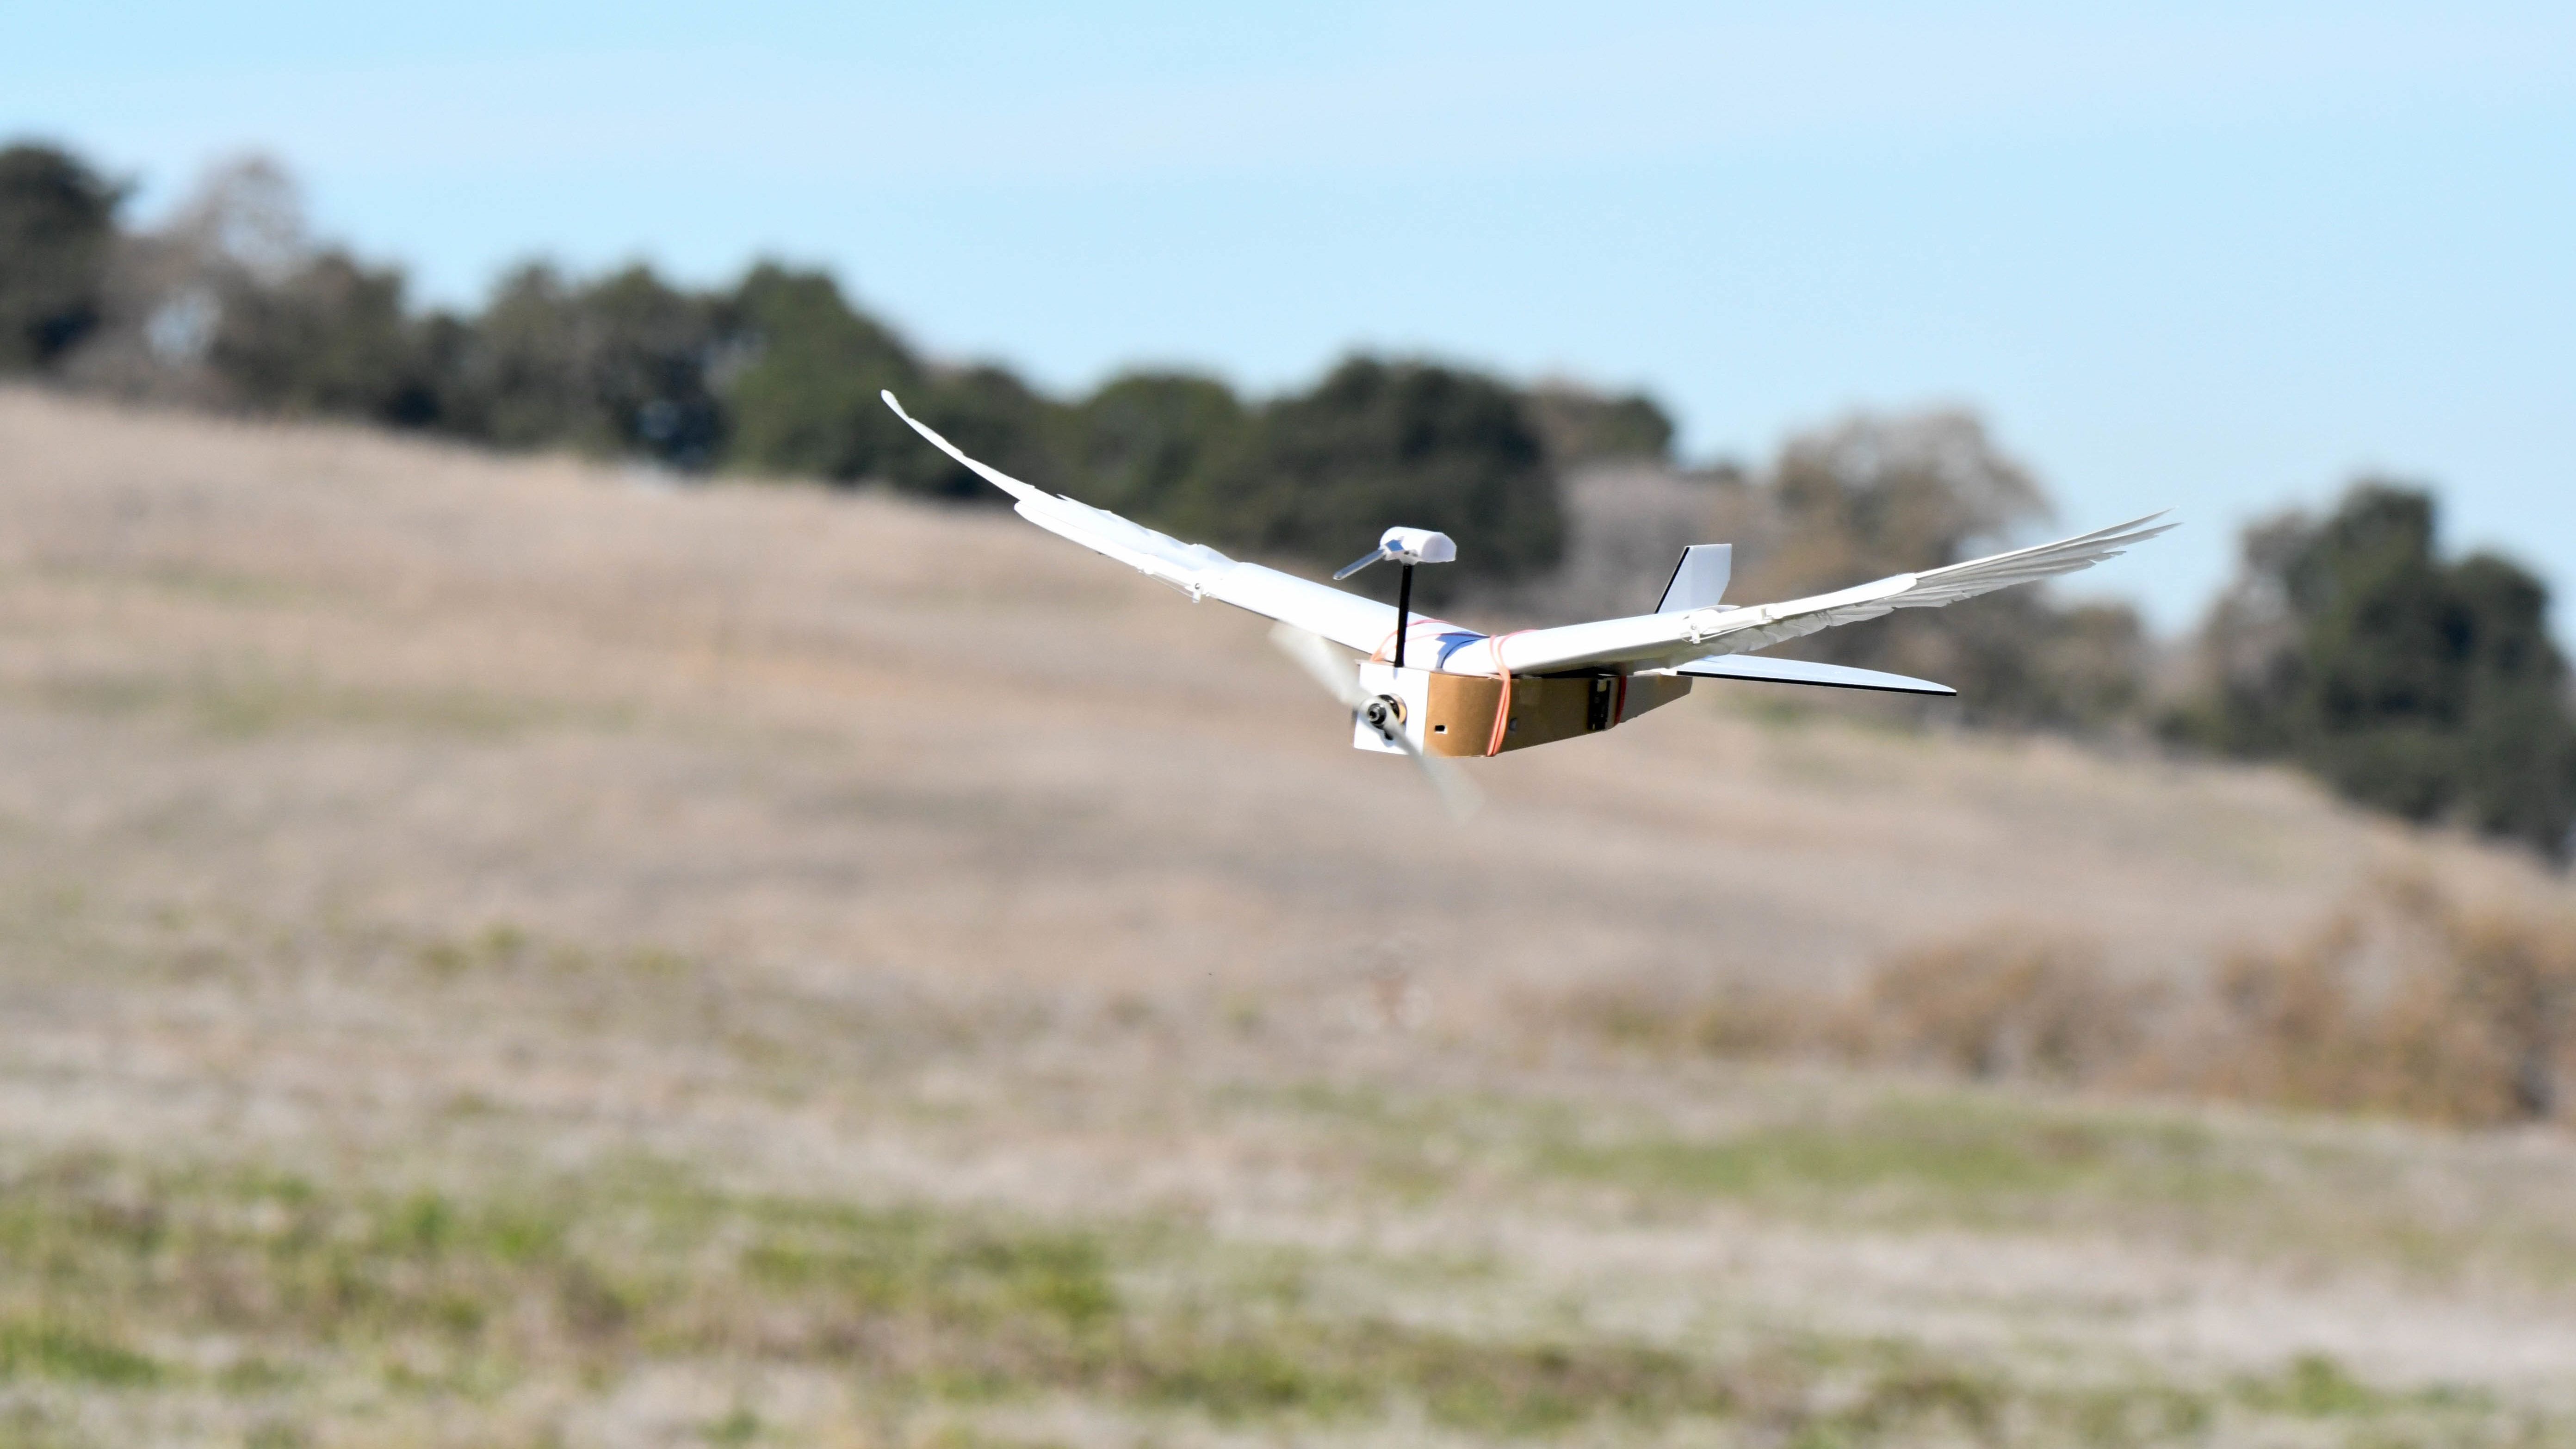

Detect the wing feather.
[
  {"left": 1484, "top": 513, "right": 2173, "bottom": 675},
  {"left": 1674, "top": 512, "right": 2174, "bottom": 661},
  {"left": 881, "top": 391, "right": 1402, "bottom": 653}
]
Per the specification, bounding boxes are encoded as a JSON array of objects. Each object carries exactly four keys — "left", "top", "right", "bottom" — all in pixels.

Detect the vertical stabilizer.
[{"left": 1655, "top": 544, "right": 1732, "bottom": 613}]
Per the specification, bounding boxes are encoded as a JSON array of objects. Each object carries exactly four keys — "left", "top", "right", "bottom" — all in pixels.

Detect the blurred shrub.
[
  {"left": 2186, "top": 878, "right": 2576, "bottom": 1124},
  {"left": 2169, "top": 483, "right": 2576, "bottom": 858},
  {"left": 1858, "top": 928, "right": 2155, "bottom": 1084},
  {"left": 1567, "top": 875, "right": 2576, "bottom": 1128},
  {"left": 1562, "top": 975, "right": 1824, "bottom": 1059},
  {"left": 1855, "top": 894, "right": 2576, "bottom": 1125},
  {"left": 0, "top": 142, "right": 123, "bottom": 370}
]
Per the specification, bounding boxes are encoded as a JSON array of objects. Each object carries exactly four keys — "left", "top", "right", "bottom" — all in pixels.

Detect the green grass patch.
[
  {"left": 1260, "top": 1079, "right": 2259, "bottom": 1227},
  {"left": 1537, "top": 1111, "right": 2100, "bottom": 1201},
  {"left": 0, "top": 1319, "right": 162, "bottom": 1386},
  {"left": 1246, "top": 1075, "right": 2576, "bottom": 1304},
  {"left": 0, "top": 1146, "right": 2555, "bottom": 1444},
  {"left": 2231, "top": 1352, "right": 2496, "bottom": 1422}
]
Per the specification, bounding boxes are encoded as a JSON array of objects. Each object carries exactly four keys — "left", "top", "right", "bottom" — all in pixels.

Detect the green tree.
[
  {"left": 1065, "top": 370, "right": 1247, "bottom": 517},
  {"left": 435, "top": 262, "right": 725, "bottom": 466},
  {"left": 208, "top": 249, "right": 436, "bottom": 424},
  {"left": 588, "top": 265, "right": 727, "bottom": 465},
  {"left": 2183, "top": 483, "right": 2576, "bottom": 857},
  {"left": 1172, "top": 356, "right": 1563, "bottom": 589},
  {"left": 718, "top": 264, "right": 1062, "bottom": 500},
  {"left": 426, "top": 263, "right": 582, "bottom": 447},
  {"left": 0, "top": 141, "right": 124, "bottom": 370},
  {"left": 721, "top": 262, "right": 924, "bottom": 482}
]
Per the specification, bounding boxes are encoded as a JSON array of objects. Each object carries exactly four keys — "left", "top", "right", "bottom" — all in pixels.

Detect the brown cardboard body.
[{"left": 1419, "top": 671, "right": 1693, "bottom": 757}]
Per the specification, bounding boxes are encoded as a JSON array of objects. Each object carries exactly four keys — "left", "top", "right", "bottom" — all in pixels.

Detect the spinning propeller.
[{"left": 1269, "top": 624, "right": 1481, "bottom": 822}]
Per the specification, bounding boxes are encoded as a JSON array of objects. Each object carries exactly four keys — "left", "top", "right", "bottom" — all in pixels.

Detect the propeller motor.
[{"left": 1269, "top": 625, "right": 1480, "bottom": 821}]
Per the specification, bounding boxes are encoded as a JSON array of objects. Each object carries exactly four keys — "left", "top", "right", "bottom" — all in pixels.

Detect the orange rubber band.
[{"left": 1482, "top": 630, "right": 1535, "bottom": 757}]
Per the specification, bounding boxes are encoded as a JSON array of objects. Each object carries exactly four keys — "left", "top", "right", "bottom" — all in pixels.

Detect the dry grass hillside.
[{"left": 3, "top": 386, "right": 2575, "bottom": 1448}]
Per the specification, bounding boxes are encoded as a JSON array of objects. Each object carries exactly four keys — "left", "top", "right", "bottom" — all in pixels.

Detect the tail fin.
[{"left": 1655, "top": 544, "right": 1732, "bottom": 613}]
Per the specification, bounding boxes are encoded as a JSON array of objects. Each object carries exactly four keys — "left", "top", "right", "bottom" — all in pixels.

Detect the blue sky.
[{"left": 9, "top": 1, "right": 2573, "bottom": 630}]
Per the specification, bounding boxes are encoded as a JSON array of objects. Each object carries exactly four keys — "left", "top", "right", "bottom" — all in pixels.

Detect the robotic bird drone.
[{"left": 882, "top": 391, "right": 2170, "bottom": 816}]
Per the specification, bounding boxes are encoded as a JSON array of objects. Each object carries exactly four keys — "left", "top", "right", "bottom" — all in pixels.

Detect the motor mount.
[{"left": 1360, "top": 693, "right": 1406, "bottom": 743}]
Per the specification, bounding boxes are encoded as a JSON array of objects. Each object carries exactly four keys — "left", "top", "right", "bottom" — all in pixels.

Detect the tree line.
[
  {"left": 4, "top": 140, "right": 2570, "bottom": 857},
  {"left": 0, "top": 148, "right": 1635, "bottom": 591}
]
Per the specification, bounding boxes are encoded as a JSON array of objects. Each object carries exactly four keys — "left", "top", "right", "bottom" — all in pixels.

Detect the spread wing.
[
  {"left": 882, "top": 391, "right": 1399, "bottom": 653},
  {"left": 885, "top": 387, "right": 2167, "bottom": 684},
  {"left": 1474, "top": 512, "right": 2175, "bottom": 676}
]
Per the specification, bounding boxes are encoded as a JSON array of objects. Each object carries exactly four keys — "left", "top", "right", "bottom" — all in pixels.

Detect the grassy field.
[{"left": 3, "top": 386, "right": 2575, "bottom": 1447}]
